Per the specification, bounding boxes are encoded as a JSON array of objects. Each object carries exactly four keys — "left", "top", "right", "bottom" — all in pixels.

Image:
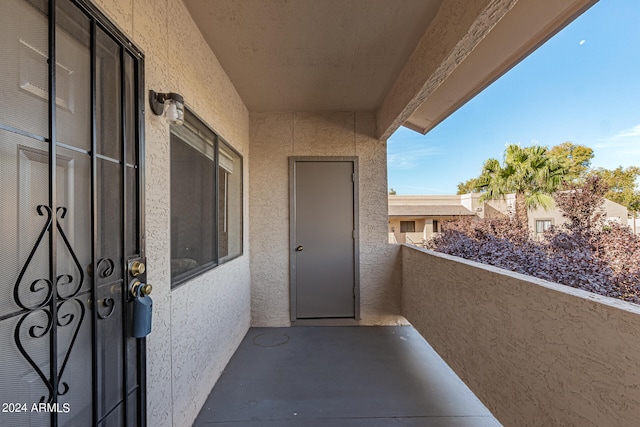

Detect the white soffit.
[
  {"left": 403, "top": 0, "right": 598, "bottom": 135},
  {"left": 183, "top": 0, "right": 443, "bottom": 112}
]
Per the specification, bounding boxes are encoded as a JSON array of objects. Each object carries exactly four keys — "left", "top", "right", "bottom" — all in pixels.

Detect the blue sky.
[{"left": 387, "top": 0, "right": 640, "bottom": 195}]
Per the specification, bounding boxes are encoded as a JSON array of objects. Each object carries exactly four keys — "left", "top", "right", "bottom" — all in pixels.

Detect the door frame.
[{"left": 288, "top": 156, "right": 360, "bottom": 322}]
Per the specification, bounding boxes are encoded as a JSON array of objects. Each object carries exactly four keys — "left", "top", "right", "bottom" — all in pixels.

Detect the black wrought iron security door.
[{"left": 0, "top": 0, "right": 146, "bottom": 426}]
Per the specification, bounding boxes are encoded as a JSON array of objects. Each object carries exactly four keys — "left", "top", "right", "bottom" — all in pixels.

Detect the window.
[
  {"left": 536, "top": 219, "right": 552, "bottom": 233},
  {"left": 218, "top": 141, "right": 242, "bottom": 262},
  {"left": 432, "top": 220, "right": 439, "bottom": 233},
  {"left": 400, "top": 221, "right": 415, "bottom": 233},
  {"left": 170, "top": 109, "right": 242, "bottom": 286}
]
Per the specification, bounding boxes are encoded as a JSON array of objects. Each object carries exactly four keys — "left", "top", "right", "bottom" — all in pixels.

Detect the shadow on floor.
[{"left": 193, "top": 326, "right": 502, "bottom": 426}]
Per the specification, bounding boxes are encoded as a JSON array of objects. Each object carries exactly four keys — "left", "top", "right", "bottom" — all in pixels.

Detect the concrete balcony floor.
[{"left": 193, "top": 326, "right": 502, "bottom": 426}]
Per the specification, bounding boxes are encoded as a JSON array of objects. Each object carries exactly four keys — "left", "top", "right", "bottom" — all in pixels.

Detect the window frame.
[
  {"left": 217, "top": 136, "right": 244, "bottom": 264},
  {"left": 535, "top": 219, "right": 553, "bottom": 233},
  {"left": 170, "top": 108, "right": 243, "bottom": 288}
]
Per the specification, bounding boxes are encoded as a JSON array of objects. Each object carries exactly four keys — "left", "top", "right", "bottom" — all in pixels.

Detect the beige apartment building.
[
  {"left": 389, "top": 193, "right": 629, "bottom": 244},
  {"left": 3, "top": 1, "right": 639, "bottom": 427}
]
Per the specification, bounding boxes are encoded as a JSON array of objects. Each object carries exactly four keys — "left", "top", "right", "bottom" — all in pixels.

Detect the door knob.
[
  {"left": 296, "top": 245, "right": 303, "bottom": 252},
  {"left": 130, "top": 279, "right": 153, "bottom": 297}
]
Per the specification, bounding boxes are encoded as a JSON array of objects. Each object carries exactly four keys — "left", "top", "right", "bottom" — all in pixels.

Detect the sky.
[{"left": 387, "top": 0, "right": 640, "bottom": 195}]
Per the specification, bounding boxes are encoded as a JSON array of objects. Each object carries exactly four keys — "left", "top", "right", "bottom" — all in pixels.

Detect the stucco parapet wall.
[{"left": 401, "top": 245, "right": 640, "bottom": 427}]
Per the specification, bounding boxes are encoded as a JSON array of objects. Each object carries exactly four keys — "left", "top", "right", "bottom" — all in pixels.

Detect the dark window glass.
[
  {"left": 400, "top": 221, "right": 415, "bottom": 233},
  {"left": 170, "top": 111, "right": 216, "bottom": 283},
  {"left": 170, "top": 110, "right": 243, "bottom": 286}
]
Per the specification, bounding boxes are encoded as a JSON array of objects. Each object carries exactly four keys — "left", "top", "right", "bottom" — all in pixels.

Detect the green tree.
[
  {"left": 475, "top": 144, "right": 566, "bottom": 226},
  {"left": 546, "top": 142, "right": 594, "bottom": 182},
  {"left": 590, "top": 166, "right": 640, "bottom": 217},
  {"left": 456, "top": 142, "right": 585, "bottom": 195},
  {"left": 456, "top": 178, "right": 479, "bottom": 195},
  {"left": 388, "top": 188, "right": 397, "bottom": 195}
]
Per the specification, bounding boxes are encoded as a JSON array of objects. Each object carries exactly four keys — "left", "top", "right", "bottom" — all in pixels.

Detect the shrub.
[{"left": 428, "top": 176, "right": 640, "bottom": 303}]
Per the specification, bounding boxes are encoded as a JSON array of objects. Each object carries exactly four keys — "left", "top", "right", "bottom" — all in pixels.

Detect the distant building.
[{"left": 389, "top": 194, "right": 629, "bottom": 245}]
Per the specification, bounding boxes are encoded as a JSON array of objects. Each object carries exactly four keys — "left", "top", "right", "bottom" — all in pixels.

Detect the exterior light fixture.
[{"left": 149, "top": 90, "right": 184, "bottom": 125}]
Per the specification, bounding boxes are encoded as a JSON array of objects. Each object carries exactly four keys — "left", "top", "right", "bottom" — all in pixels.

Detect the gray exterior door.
[
  {"left": 0, "top": 1, "right": 146, "bottom": 426},
  {"left": 290, "top": 158, "right": 358, "bottom": 319}
]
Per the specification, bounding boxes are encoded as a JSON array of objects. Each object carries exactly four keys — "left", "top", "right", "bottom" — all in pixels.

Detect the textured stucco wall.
[
  {"left": 249, "top": 112, "right": 404, "bottom": 326},
  {"left": 89, "top": 1, "right": 251, "bottom": 426},
  {"left": 528, "top": 198, "right": 629, "bottom": 232},
  {"left": 402, "top": 245, "right": 640, "bottom": 427}
]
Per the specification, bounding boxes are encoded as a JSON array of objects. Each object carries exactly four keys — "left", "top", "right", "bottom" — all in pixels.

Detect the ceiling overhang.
[
  {"left": 390, "top": 0, "right": 598, "bottom": 138},
  {"left": 183, "top": 0, "right": 444, "bottom": 112},
  {"left": 183, "top": 0, "right": 597, "bottom": 140}
]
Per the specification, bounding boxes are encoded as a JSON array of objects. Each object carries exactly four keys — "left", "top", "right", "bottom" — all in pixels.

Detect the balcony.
[{"left": 194, "top": 245, "right": 640, "bottom": 427}]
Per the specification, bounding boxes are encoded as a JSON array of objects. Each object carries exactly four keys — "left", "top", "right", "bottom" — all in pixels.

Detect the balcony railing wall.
[{"left": 401, "top": 245, "right": 640, "bottom": 427}]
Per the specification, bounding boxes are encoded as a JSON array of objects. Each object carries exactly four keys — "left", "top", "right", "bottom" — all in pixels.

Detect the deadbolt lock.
[
  {"left": 129, "top": 260, "right": 146, "bottom": 276},
  {"left": 130, "top": 279, "right": 153, "bottom": 297}
]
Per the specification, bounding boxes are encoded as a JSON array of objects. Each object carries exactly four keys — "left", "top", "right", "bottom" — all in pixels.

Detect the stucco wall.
[
  {"left": 249, "top": 112, "right": 403, "bottom": 326},
  {"left": 90, "top": 1, "right": 251, "bottom": 426},
  {"left": 402, "top": 245, "right": 640, "bottom": 427},
  {"left": 528, "top": 198, "right": 629, "bottom": 232}
]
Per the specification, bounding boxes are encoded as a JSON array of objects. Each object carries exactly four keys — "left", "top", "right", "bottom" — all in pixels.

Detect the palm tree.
[{"left": 475, "top": 144, "right": 565, "bottom": 226}]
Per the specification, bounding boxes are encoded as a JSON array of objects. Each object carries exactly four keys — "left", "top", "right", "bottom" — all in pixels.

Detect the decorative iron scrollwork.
[
  {"left": 13, "top": 205, "right": 88, "bottom": 404},
  {"left": 55, "top": 298, "right": 85, "bottom": 398},
  {"left": 95, "top": 258, "right": 116, "bottom": 319},
  {"left": 96, "top": 257, "right": 115, "bottom": 278},
  {"left": 14, "top": 299, "right": 86, "bottom": 403},
  {"left": 56, "top": 207, "right": 84, "bottom": 300},
  {"left": 97, "top": 297, "right": 115, "bottom": 319},
  {"left": 14, "top": 309, "right": 54, "bottom": 403},
  {"left": 13, "top": 205, "right": 53, "bottom": 310}
]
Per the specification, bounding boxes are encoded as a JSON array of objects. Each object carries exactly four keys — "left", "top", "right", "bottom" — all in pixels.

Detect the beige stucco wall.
[
  {"left": 388, "top": 218, "right": 426, "bottom": 244},
  {"left": 484, "top": 195, "right": 628, "bottom": 232},
  {"left": 390, "top": 217, "right": 464, "bottom": 242},
  {"left": 402, "top": 245, "right": 640, "bottom": 427},
  {"left": 90, "top": 1, "right": 251, "bottom": 426},
  {"left": 528, "top": 198, "right": 629, "bottom": 232},
  {"left": 388, "top": 218, "right": 426, "bottom": 233},
  {"left": 249, "top": 112, "right": 404, "bottom": 326}
]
